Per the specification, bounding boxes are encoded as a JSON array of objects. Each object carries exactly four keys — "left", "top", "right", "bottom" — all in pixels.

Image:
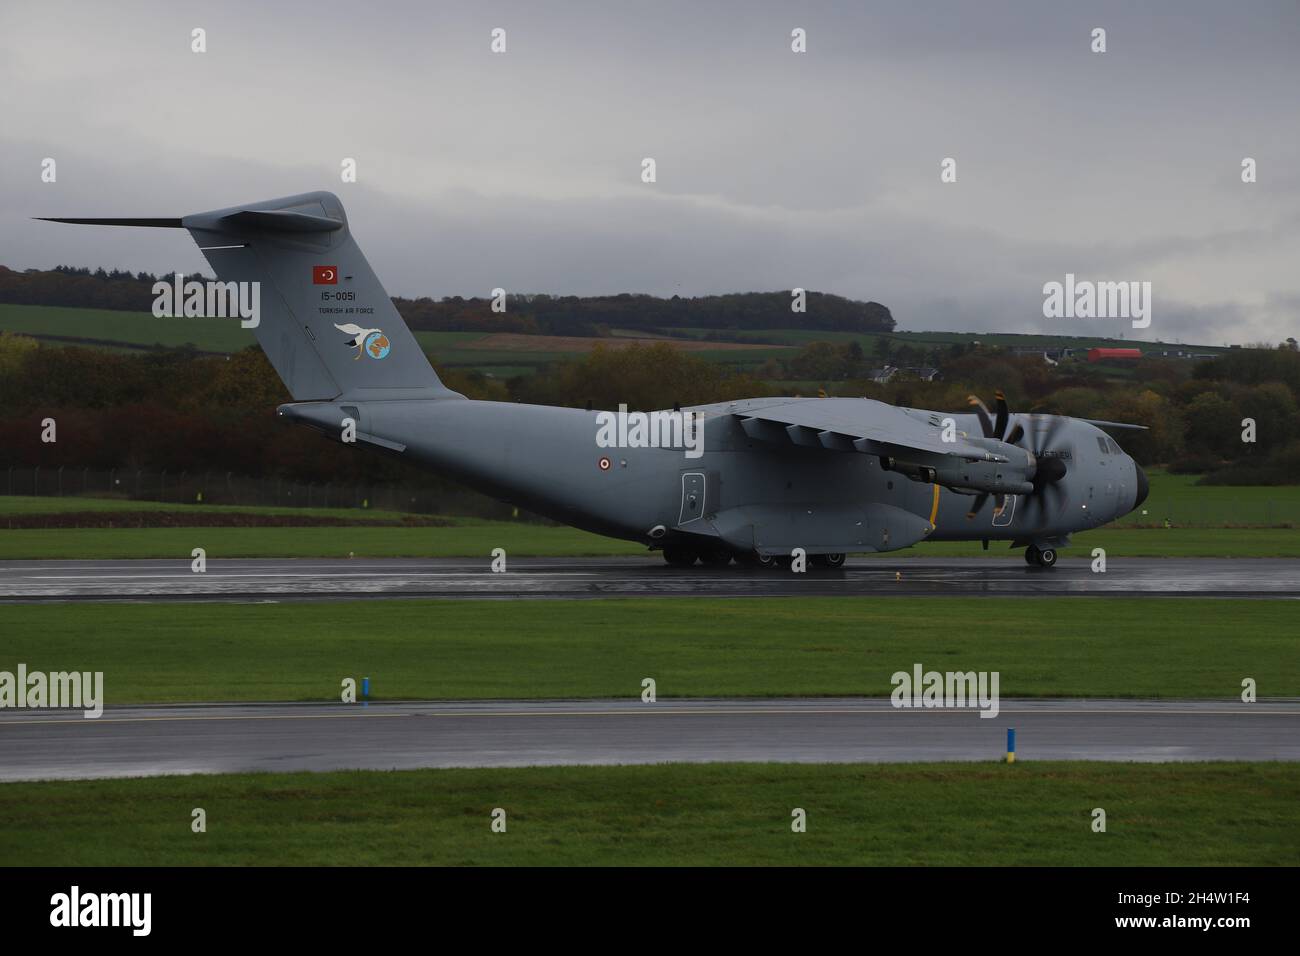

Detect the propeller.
[
  {"left": 1019, "top": 415, "right": 1068, "bottom": 527},
  {"left": 967, "top": 390, "right": 1012, "bottom": 441},
  {"left": 967, "top": 396, "right": 993, "bottom": 439},
  {"left": 963, "top": 392, "right": 1069, "bottom": 526},
  {"left": 992, "top": 390, "right": 1009, "bottom": 442}
]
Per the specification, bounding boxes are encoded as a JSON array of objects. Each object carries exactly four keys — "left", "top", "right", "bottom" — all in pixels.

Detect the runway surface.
[
  {"left": 1, "top": 698, "right": 1296, "bottom": 781},
  {"left": 1, "top": 556, "right": 1298, "bottom": 602}
]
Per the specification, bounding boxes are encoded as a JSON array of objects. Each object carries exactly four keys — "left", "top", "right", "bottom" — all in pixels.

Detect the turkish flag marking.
[{"left": 313, "top": 265, "right": 338, "bottom": 284}]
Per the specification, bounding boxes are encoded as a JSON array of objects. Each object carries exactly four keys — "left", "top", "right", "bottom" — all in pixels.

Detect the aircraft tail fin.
[{"left": 40, "top": 192, "right": 461, "bottom": 402}]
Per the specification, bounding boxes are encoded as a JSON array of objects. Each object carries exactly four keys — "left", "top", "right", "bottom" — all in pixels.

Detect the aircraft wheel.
[
  {"left": 1025, "top": 546, "right": 1041, "bottom": 566},
  {"left": 809, "top": 553, "right": 847, "bottom": 569},
  {"left": 662, "top": 545, "right": 698, "bottom": 567},
  {"left": 1037, "top": 548, "right": 1058, "bottom": 568},
  {"left": 738, "top": 551, "right": 778, "bottom": 569},
  {"left": 699, "top": 545, "right": 734, "bottom": 567}
]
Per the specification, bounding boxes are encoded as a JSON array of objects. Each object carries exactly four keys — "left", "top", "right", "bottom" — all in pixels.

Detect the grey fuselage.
[{"left": 281, "top": 394, "right": 1145, "bottom": 557}]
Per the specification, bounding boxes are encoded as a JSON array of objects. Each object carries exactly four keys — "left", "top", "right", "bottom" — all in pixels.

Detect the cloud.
[{"left": 2, "top": 0, "right": 1297, "bottom": 346}]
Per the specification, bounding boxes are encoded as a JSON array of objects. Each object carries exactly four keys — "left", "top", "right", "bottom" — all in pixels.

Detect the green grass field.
[
  {"left": 0, "top": 305, "right": 561, "bottom": 370},
  {"left": 10, "top": 305, "right": 1225, "bottom": 376},
  {"left": 665, "top": 326, "right": 1225, "bottom": 355},
  {"left": 1115, "top": 470, "right": 1300, "bottom": 527},
  {"left": 0, "top": 762, "right": 1292, "bottom": 866},
  {"left": 412, "top": 330, "right": 494, "bottom": 351},
  {"left": 0, "top": 494, "right": 426, "bottom": 521},
  {"left": 3, "top": 597, "right": 1294, "bottom": 703},
  {"left": 0, "top": 305, "right": 802, "bottom": 372},
  {"left": 0, "top": 305, "right": 494, "bottom": 356},
  {"left": 0, "top": 303, "right": 257, "bottom": 352}
]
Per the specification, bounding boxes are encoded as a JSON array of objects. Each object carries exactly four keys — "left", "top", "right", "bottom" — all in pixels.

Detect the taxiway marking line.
[{"left": 26, "top": 572, "right": 610, "bottom": 581}]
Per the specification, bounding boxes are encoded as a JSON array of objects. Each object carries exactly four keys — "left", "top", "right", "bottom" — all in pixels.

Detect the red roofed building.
[{"left": 1087, "top": 347, "right": 1143, "bottom": 362}]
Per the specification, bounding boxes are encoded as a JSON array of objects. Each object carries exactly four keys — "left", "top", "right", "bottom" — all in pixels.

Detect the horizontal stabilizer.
[
  {"left": 219, "top": 209, "right": 343, "bottom": 233},
  {"left": 33, "top": 217, "right": 183, "bottom": 227}
]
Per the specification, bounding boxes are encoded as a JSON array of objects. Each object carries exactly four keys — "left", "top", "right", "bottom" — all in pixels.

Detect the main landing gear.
[
  {"left": 1024, "top": 545, "right": 1058, "bottom": 568},
  {"left": 663, "top": 546, "right": 847, "bottom": 569},
  {"left": 664, "top": 543, "right": 735, "bottom": 567},
  {"left": 663, "top": 544, "right": 704, "bottom": 567}
]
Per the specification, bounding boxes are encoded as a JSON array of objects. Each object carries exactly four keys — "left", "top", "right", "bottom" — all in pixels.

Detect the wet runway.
[
  {"left": 0, "top": 556, "right": 1297, "bottom": 602},
  {"left": 1, "top": 697, "right": 1295, "bottom": 781}
]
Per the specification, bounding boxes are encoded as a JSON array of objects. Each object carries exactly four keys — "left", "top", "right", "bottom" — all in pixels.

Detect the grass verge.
[
  {"left": 2, "top": 597, "right": 1295, "bottom": 702},
  {"left": 0, "top": 522, "right": 645, "bottom": 558},
  {"left": 0, "top": 762, "right": 1294, "bottom": 866}
]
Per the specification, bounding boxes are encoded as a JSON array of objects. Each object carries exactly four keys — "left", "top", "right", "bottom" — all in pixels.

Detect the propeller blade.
[
  {"left": 967, "top": 396, "right": 993, "bottom": 438},
  {"left": 1005, "top": 422, "right": 1025, "bottom": 445},
  {"left": 1027, "top": 479, "right": 1066, "bottom": 528},
  {"left": 1040, "top": 414, "right": 1065, "bottom": 449},
  {"left": 993, "top": 390, "right": 1009, "bottom": 440},
  {"left": 965, "top": 493, "right": 989, "bottom": 519}
]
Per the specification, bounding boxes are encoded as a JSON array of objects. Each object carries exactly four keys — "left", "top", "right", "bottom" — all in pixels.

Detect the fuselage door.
[
  {"left": 991, "top": 494, "right": 1016, "bottom": 527},
  {"left": 678, "top": 472, "right": 705, "bottom": 526}
]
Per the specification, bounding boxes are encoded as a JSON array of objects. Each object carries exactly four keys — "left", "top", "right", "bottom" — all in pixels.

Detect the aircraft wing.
[{"left": 730, "top": 398, "right": 1005, "bottom": 463}]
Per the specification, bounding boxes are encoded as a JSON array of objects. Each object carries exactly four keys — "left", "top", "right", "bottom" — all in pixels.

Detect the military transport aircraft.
[{"left": 43, "top": 191, "right": 1148, "bottom": 569}]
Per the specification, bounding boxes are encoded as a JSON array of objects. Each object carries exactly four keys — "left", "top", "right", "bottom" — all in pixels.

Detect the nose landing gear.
[{"left": 1025, "top": 545, "right": 1058, "bottom": 568}]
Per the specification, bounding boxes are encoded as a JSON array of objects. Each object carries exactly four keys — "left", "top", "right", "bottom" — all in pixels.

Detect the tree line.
[
  {"left": 1, "top": 332, "right": 1296, "bottom": 485},
  {"left": 0, "top": 265, "right": 895, "bottom": 336}
]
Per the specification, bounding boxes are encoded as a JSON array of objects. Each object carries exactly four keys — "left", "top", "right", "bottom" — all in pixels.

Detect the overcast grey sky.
[{"left": 2, "top": 0, "right": 1297, "bottom": 345}]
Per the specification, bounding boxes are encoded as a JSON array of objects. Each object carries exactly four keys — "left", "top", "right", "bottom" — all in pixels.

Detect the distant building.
[
  {"left": 866, "top": 366, "right": 898, "bottom": 384},
  {"left": 1010, "top": 346, "right": 1075, "bottom": 362}
]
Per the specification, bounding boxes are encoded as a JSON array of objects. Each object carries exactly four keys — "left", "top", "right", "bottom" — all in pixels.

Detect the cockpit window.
[
  {"left": 1108, "top": 438, "right": 1123, "bottom": 455},
  {"left": 1096, "top": 436, "right": 1110, "bottom": 454}
]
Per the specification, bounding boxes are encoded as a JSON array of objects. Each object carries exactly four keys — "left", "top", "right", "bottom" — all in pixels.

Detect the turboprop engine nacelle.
[{"left": 882, "top": 438, "right": 1036, "bottom": 496}]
